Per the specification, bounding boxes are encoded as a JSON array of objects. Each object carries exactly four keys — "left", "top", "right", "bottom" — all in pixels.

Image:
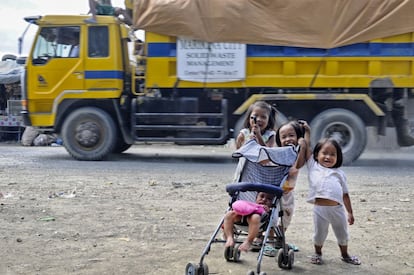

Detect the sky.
[{"left": 0, "top": 0, "right": 126, "bottom": 57}]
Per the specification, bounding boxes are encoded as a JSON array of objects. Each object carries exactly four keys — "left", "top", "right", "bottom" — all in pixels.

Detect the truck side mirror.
[{"left": 16, "top": 56, "right": 27, "bottom": 65}]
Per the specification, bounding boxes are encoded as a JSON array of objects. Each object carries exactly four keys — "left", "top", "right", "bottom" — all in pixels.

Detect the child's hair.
[
  {"left": 243, "top": 101, "right": 277, "bottom": 130},
  {"left": 275, "top": 120, "right": 304, "bottom": 147},
  {"left": 313, "top": 138, "right": 343, "bottom": 168}
]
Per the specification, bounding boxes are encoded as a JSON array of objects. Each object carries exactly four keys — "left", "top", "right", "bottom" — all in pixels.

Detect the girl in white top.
[
  {"left": 306, "top": 138, "right": 361, "bottom": 265},
  {"left": 235, "top": 101, "right": 277, "bottom": 149},
  {"left": 233, "top": 100, "right": 277, "bottom": 183}
]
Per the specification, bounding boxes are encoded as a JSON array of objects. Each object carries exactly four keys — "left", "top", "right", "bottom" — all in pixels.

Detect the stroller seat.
[
  {"left": 226, "top": 182, "right": 284, "bottom": 242},
  {"left": 233, "top": 139, "right": 297, "bottom": 202}
]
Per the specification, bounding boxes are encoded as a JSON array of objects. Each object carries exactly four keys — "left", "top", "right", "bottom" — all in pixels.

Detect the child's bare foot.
[
  {"left": 238, "top": 240, "right": 252, "bottom": 252},
  {"left": 225, "top": 237, "right": 234, "bottom": 248}
]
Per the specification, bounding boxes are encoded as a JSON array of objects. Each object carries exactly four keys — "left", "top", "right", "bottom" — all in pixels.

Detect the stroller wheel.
[
  {"left": 185, "top": 263, "right": 198, "bottom": 275},
  {"left": 224, "top": 246, "right": 233, "bottom": 261},
  {"left": 185, "top": 262, "right": 209, "bottom": 275},
  {"left": 276, "top": 248, "right": 285, "bottom": 269},
  {"left": 247, "top": 270, "right": 255, "bottom": 275},
  {"left": 276, "top": 248, "right": 294, "bottom": 269},
  {"left": 287, "top": 250, "right": 294, "bottom": 269},
  {"left": 201, "top": 263, "right": 209, "bottom": 275},
  {"left": 233, "top": 244, "right": 241, "bottom": 262}
]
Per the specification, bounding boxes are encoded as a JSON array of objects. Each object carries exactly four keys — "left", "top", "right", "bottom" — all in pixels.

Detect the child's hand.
[
  {"left": 250, "top": 124, "right": 262, "bottom": 143},
  {"left": 348, "top": 213, "right": 355, "bottom": 225},
  {"left": 298, "top": 120, "right": 310, "bottom": 132},
  {"left": 283, "top": 167, "right": 298, "bottom": 192},
  {"left": 251, "top": 124, "right": 261, "bottom": 136}
]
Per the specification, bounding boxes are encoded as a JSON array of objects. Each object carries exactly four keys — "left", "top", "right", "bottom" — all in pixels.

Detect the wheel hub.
[
  {"left": 324, "top": 123, "right": 351, "bottom": 147},
  {"left": 75, "top": 121, "right": 100, "bottom": 147}
]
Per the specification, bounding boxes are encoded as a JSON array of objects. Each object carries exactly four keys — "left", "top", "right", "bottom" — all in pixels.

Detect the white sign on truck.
[{"left": 177, "top": 38, "right": 246, "bottom": 83}]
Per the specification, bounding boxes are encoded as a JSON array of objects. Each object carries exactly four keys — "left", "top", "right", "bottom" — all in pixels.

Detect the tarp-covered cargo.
[{"left": 134, "top": 0, "right": 414, "bottom": 48}]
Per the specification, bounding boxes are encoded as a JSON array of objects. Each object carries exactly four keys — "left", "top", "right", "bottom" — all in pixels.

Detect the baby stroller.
[{"left": 185, "top": 140, "right": 298, "bottom": 275}]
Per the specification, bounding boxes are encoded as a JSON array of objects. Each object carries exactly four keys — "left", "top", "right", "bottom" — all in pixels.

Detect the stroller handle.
[{"left": 226, "top": 182, "right": 283, "bottom": 198}]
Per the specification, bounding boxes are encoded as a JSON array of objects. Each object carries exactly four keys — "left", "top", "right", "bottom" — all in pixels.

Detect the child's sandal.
[
  {"left": 310, "top": 254, "right": 323, "bottom": 265},
  {"left": 252, "top": 237, "right": 263, "bottom": 247},
  {"left": 251, "top": 237, "right": 263, "bottom": 251},
  {"left": 263, "top": 245, "right": 277, "bottom": 257},
  {"left": 341, "top": 255, "right": 361, "bottom": 265}
]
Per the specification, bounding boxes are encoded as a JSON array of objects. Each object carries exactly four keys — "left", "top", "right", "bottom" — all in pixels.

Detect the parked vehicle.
[{"left": 0, "top": 55, "right": 23, "bottom": 141}]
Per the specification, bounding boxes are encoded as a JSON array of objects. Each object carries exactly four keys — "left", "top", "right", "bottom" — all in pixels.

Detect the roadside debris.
[{"left": 48, "top": 188, "right": 77, "bottom": 199}]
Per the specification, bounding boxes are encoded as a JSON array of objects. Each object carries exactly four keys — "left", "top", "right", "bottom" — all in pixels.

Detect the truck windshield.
[{"left": 32, "top": 26, "right": 80, "bottom": 64}]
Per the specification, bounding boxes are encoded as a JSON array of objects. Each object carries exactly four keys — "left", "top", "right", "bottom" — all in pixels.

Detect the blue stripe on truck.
[
  {"left": 147, "top": 42, "right": 414, "bottom": 57},
  {"left": 84, "top": 71, "right": 123, "bottom": 79}
]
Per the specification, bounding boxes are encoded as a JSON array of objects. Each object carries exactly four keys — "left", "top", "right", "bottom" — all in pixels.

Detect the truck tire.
[
  {"left": 310, "top": 108, "right": 366, "bottom": 165},
  {"left": 61, "top": 107, "right": 117, "bottom": 160}
]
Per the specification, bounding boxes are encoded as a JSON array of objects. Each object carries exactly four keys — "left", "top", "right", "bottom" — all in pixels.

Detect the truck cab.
[
  {"left": 23, "top": 15, "right": 128, "bottom": 127},
  {"left": 21, "top": 15, "right": 230, "bottom": 160}
]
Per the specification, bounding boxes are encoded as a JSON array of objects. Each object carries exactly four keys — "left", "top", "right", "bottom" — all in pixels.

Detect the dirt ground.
[{"left": 0, "top": 142, "right": 413, "bottom": 275}]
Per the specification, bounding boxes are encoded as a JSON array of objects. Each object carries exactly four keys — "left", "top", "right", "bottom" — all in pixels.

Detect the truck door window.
[
  {"left": 32, "top": 26, "right": 81, "bottom": 64},
  {"left": 88, "top": 26, "right": 109, "bottom": 58}
]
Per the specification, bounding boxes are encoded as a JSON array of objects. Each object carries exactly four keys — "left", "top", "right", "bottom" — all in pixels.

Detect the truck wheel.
[
  {"left": 61, "top": 107, "right": 116, "bottom": 160},
  {"left": 310, "top": 108, "right": 366, "bottom": 165}
]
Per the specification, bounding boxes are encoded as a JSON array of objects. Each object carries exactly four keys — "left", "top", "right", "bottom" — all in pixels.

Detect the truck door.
[
  {"left": 27, "top": 26, "right": 84, "bottom": 116},
  {"left": 84, "top": 25, "right": 124, "bottom": 95}
]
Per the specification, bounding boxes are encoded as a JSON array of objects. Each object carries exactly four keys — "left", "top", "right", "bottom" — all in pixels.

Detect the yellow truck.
[{"left": 19, "top": 10, "right": 414, "bottom": 163}]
